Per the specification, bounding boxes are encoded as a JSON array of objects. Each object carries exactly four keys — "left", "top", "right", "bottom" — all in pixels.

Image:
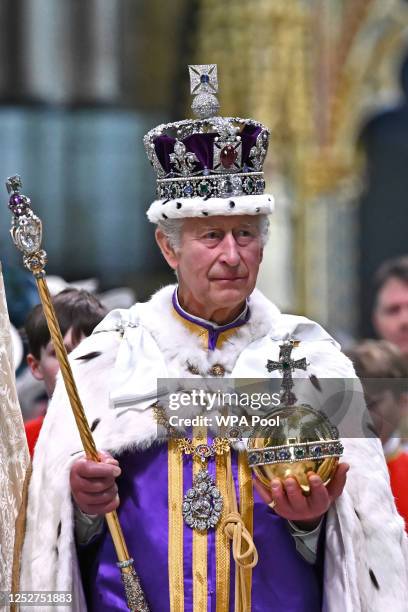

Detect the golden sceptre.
[{"left": 5, "top": 175, "right": 149, "bottom": 612}]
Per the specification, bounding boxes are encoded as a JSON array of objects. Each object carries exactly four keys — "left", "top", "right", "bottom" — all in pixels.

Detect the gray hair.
[{"left": 157, "top": 214, "right": 270, "bottom": 251}]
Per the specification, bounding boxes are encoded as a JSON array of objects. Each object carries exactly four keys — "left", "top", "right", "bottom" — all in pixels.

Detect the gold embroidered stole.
[
  {"left": 168, "top": 438, "right": 184, "bottom": 612},
  {"left": 168, "top": 435, "right": 255, "bottom": 612},
  {"left": 192, "top": 427, "right": 208, "bottom": 610}
]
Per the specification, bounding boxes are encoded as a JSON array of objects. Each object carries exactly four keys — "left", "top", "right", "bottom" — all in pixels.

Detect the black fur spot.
[
  {"left": 255, "top": 207, "right": 260, "bottom": 213},
  {"left": 90, "top": 418, "right": 100, "bottom": 432},
  {"left": 162, "top": 213, "right": 168, "bottom": 219},
  {"left": 309, "top": 374, "right": 322, "bottom": 392},
  {"left": 57, "top": 522, "right": 61, "bottom": 538},
  {"left": 54, "top": 546, "right": 59, "bottom": 558},
  {"left": 204, "top": 195, "right": 211, "bottom": 201},
  {"left": 229, "top": 201, "right": 235, "bottom": 208},
  {"left": 354, "top": 508, "right": 361, "bottom": 520},
  {"left": 75, "top": 351, "right": 102, "bottom": 362},
  {"left": 268, "top": 197, "right": 271, "bottom": 201},
  {"left": 202, "top": 211, "right": 209, "bottom": 216},
  {"left": 369, "top": 569, "right": 380, "bottom": 590},
  {"left": 162, "top": 199, "right": 170, "bottom": 205},
  {"left": 176, "top": 202, "right": 182, "bottom": 209}
]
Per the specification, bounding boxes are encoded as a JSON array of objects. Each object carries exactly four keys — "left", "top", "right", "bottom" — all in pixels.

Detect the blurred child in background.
[{"left": 24, "top": 288, "right": 107, "bottom": 456}]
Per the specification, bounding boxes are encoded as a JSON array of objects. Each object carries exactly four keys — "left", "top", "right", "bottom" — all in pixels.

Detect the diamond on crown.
[{"left": 170, "top": 141, "right": 199, "bottom": 176}]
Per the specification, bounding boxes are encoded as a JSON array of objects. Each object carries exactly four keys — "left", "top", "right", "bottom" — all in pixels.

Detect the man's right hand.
[{"left": 70, "top": 451, "right": 121, "bottom": 515}]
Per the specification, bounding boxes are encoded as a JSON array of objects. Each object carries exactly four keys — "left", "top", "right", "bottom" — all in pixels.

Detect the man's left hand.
[{"left": 253, "top": 462, "right": 350, "bottom": 530}]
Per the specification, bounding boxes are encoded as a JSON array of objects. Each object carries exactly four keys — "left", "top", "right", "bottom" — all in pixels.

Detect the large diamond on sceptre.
[
  {"left": 247, "top": 340, "right": 344, "bottom": 494},
  {"left": 7, "top": 176, "right": 47, "bottom": 276},
  {"left": 189, "top": 64, "right": 220, "bottom": 119}
]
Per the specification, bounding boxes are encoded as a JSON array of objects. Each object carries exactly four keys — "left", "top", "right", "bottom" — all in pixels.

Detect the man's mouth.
[{"left": 211, "top": 277, "right": 246, "bottom": 281}]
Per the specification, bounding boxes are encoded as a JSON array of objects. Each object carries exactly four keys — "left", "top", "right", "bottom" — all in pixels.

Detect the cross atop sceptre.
[{"left": 266, "top": 340, "right": 307, "bottom": 405}]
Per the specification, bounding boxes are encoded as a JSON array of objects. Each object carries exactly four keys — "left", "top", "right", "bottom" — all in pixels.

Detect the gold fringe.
[{"left": 168, "top": 439, "right": 184, "bottom": 612}]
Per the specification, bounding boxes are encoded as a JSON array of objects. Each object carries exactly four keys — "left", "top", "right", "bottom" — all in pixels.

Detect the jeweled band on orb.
[{"left": 248, "top": 439, "right": 344, "bottom": 467}]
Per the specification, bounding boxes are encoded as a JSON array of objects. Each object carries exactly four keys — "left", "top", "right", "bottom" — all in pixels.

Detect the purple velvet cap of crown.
[{"left": 154, "top": 124, "right": 263, "bottom": 175}]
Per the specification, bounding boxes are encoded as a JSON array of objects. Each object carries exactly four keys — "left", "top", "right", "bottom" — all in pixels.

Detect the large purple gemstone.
[
  {"left": 220, "top": 145, "right": 238, "bottom": 169},
  {"left": 8, "top": 194, "right": 23, "bottom": 209}
]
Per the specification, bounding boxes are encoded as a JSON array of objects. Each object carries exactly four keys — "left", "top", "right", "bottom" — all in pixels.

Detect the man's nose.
[{"left": 220, "top": 233, "right": 240, "bottom": 266}]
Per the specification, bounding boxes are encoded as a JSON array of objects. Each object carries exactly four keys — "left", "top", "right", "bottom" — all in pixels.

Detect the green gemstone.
[
  {"left": 198, "top": 181, "right": 210, "bottom": 196},
  {"left": 170, "top": 184, "right": 179, "bottom": 198},
  {"left": 295, "top": 448, "right": 305, "bottom": 459},
  {"left": 245, "top": 178, "right": 254, "bottom": 193},
  {"left": 282, "top": 361, "right": 290, "bottom": 370}
]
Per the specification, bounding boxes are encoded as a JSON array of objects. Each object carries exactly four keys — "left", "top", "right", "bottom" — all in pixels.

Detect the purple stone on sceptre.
[
  {"left": 8, "top": 193, "right": 23, "bottom": 209},
  {"left": 8, "top": 193, "right": 28, "bottom": 216}
]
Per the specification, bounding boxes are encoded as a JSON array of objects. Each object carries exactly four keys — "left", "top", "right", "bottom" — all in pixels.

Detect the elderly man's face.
[
  {"left": 374, "top": 278, "right": 408, "bottom": 356},
  {"left": 157, "top": 215, "right": 264, "bottom": 322}
]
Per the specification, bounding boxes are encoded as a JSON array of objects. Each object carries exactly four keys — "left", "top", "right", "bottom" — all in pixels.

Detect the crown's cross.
[
  {"left": 266, "top": 340, "right": 307, "bottom": 406},
  {"left": 188, "top": 64, "right": 220, "bottom": 119}
]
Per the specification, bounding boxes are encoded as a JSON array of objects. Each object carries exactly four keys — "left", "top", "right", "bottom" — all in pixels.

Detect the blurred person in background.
[
  {"left": 372, "top": 256, "right": 408, "bottom": 357},
  {"left": 372, "top": 256, "right": 408, "bottom": 444},
  {"left": 347, "top": 340, "right": 408, "bottom": 530},
  {"left": 24, "top": 288, "right": 107, "bottom": 456}
]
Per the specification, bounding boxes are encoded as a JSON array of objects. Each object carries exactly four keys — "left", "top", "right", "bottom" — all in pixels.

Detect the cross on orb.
[{"left": 266, "top": 340, "right": 307, "bottom": 405}]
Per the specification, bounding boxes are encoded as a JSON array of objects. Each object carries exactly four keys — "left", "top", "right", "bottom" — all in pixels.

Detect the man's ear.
[
  {"left": 26, "top": 353, "right": 44, "bottom": 382},
  {"left": 155, "top": 228, "right": 179, "bottom": 270}
]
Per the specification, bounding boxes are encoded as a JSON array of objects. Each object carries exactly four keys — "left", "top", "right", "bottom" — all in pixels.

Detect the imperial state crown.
[{"left": 144, "top": 64, "right": 275, "bottom": 223}]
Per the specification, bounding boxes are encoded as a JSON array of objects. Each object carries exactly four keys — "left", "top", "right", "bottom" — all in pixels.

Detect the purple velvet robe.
[{"left": 78, "top": 444, "right": 322, "bottom": 611}]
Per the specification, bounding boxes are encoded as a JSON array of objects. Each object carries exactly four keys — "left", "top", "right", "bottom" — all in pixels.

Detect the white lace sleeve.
[{"left": 0, "top": 262, "right": 29, "bottom": 591}]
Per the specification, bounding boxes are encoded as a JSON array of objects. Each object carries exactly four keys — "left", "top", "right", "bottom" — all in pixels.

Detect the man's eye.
[
  {"left": 235, "top": 229, "right": 256, "bottom": 243},
  {"left": 384, "top": 305, "right": 400, "bottom": 316},
  {"left": 203, "top": 231, "right": 221, "bottom": 240}
]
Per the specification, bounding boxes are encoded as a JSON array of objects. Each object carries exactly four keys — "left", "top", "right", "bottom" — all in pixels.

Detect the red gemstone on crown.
[{"left": 220, "top": 145, "right": 238, "bottom": 169}]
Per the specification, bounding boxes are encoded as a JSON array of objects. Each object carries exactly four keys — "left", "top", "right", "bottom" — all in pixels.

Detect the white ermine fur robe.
[{"left": 20, "top": 286, "right": 408, "bottom": 611}]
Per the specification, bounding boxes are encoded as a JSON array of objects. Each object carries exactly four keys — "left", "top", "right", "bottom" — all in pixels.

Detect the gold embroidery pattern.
[
  {"left": 192, "top": 427, "right": 208, "bottom": 611},
  {"left": 216, "top": 453, "right": 231, "bottom": 612},
  {"left": 168, "top": 439, "right": 184, "bottom": 612}
]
